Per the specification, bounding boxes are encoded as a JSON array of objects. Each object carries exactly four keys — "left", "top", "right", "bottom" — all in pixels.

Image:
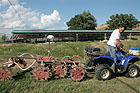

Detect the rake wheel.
[
  {"left": 70, "top": 66, "right": 85, "bottom": 82},
  {"left": 54, "top": 65, "right": 67, "bottom": 78},
  {"left": 0, "top": 67, "right": 12, "bottom": 81},
  {"left": 32, "top": 66, "right": 50, "bottom": 81}
]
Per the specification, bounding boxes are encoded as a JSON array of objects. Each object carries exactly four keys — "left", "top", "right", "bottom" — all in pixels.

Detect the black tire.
[
  {"left": 95, "top": 64, "right": 113, "bottom": 80},
  {"left": 125, "top": 64, "right": 139, "bottom": 78}
]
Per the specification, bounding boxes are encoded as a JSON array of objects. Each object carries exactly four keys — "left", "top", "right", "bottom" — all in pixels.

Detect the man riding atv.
[
  {"left": 106, "top": 26, "right": 125, "bottom": 72},
  {"left": 84, "top": 26, "right": 140, "bottom": 80}
]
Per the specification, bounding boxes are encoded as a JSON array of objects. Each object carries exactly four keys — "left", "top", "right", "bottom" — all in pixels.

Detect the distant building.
[{"left": 10, "top": 30, "right": 140, "bottom": 43}]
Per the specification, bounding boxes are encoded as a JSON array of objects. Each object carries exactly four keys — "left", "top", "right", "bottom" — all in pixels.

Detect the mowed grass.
[{"left": 0, "top": 40, "right": 140, "bottom": 93}]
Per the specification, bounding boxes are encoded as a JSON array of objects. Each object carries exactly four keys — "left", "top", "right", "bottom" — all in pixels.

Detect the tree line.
[{"left": 66, "top": 11, "right": 140, "bottom": 30}]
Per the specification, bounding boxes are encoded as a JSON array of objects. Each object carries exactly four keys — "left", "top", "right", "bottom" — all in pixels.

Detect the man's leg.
[
  {"left": 110, "top": 46, "right": 117, "bottom": 64},
  {"left": 105, "top": 45, "right": 110, "bottom": 56},
  {"left": 106, "top": 45, "right": 116, "bottom": 60},
  {"left": 109, "top": 45, "right": 117, "bottom": 72}
]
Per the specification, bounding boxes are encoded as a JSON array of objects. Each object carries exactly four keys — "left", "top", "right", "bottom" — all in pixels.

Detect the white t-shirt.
[{"left": 107, "top": 29, "right": 120, "bottom": 47}]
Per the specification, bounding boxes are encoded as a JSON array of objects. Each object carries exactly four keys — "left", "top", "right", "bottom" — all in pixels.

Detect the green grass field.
[{"left": 0, "top": 40, "right": 140, "bottom": 93}]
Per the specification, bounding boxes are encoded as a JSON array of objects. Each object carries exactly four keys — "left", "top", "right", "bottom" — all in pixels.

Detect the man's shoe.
[
  {"left": 117, "top": 69, "right": 121, "bottom": 73},
  {"left": 111, "top": 63, "right": 116, "bottom": 73}
]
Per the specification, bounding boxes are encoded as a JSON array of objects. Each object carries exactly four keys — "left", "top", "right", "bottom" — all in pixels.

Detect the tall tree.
[
  {"left": 106, "top": 14, "right": 139, "bottom": 30},
  {"left": 66, "top": 11, "right": 97, "bottom": 30}
]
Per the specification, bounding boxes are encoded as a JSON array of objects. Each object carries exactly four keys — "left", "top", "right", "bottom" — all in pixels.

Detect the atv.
[{"left": 85, "top": 45, "right": 140, "bottom": 80}]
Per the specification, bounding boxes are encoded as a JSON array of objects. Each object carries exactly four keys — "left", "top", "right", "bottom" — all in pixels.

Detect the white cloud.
[
  {"left": 32, "top": 10, "right": 61, "bottom": 28},
  {"left": 0, "top": 0, "right": 61, "bottom": 29}
]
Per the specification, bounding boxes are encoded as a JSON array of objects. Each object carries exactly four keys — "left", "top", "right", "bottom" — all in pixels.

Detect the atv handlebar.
[{"left": 116, "top": 44, "right": 124, "bottom": 51}]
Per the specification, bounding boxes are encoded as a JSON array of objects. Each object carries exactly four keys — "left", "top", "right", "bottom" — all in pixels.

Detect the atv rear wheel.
[
  {"left": 125, "top": 64, "right": 139, "bottom": 78},
  {"left": 95, "top": 64, "right": 112, "bottom": 80}
]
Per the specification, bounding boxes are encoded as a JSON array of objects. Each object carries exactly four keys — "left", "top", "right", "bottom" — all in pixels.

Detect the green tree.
[
  {"left": 66, "top": 11, "right": 97, "bottom": 30},
  {"left": 1, "top": 34, "right": 8, "bottom": 42},
  {"left": 106, "top": 14, "right": 139, "bottom": 30}
]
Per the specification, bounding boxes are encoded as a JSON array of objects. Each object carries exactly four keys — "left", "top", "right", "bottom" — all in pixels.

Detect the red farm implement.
[{"left": 0, "top": 35, "right": 85, "bottom": 82}]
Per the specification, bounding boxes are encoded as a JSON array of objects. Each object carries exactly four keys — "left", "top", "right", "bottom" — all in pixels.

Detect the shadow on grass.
[
  {"left": 11, "top": 68, "right": 140, "bottom": 83},
  {"left": 12, "top": 69, "right": 31, "bottom": 81},
  {"left": 12, "top": 71, "right": 92, "bottom": 82},
  {"left": 112, "top": 66, "right": 140, "bottom": 78},
  {"left": 111, "top": 69, "right": 140, "bottom": 93},
  {"left": 48, "top": 73, "right": 94, "bottom": 82},
  {"left": 116, "top": 78, "right": 140, "bottom": 93},
  {"left": 84, "top": 74, "right": 94, "bottom": 81}
]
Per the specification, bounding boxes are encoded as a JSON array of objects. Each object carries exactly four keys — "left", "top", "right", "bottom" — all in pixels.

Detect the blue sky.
[
  {"left": 22, "top": 0, "right": 140, "bottom": 26},
  {"left": 0, "top": 0, "right": 140, "bottom": 31}
]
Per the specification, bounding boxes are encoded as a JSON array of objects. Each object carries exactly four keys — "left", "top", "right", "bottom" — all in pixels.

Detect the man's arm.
[{"left": 116, "top": 39, "right": 122, "bottom": 50}]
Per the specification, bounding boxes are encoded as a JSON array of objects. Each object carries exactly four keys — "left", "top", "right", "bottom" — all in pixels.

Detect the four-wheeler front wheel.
[
  {"left": 125, "top": 64, "right": 139, "bottom": 78},
  {"left": 95, "top": 64, "right": 113, "bottom": 80}
]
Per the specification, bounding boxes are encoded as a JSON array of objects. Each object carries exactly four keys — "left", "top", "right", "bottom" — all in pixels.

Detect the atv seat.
[
  {"left": 103, "top": 52, "right": 111, "bottom": 56},
  {"left": 85, "top": 46, "right": 101, "bottom": 56}
]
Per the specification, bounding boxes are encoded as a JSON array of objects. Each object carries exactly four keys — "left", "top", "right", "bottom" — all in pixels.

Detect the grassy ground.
[{"left": 0, "top": 40, "right": 140, "bottom": 93}]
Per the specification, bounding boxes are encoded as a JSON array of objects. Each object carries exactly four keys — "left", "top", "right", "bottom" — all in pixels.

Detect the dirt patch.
[
  {"left": 35, "top": 43, "right": 55, "bottom": 47},
  {"left": 0, "top": 44, "right": 11, "bottom": 47},
  {"left": 56, "top": 44, "right": 64, "bottom": 48},
  {"left": 35, "top": 44, "right": 46, "bottom": 47},
  {"left": 0, "top": 57, "right": 7, "bottom": 62},
  {"left": 90, "top": 42, "right": 106, "bottom": 49}
]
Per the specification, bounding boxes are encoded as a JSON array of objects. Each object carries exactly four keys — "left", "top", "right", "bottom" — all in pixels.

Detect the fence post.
[
  {"left": 129, "top": 33, "right": 132, "bottom": 40},
  {"left": 104, "top": 33, "right": 107, "bottom": 40},
  {"left": 76, "top": 34, "right": 79, "bottom": 42}
]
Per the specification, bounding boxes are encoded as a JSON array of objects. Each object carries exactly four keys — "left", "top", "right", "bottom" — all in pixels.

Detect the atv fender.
[
  {"left": 123, "top": 56, "right": 140, "bottom": 66},
  {"left": 94, "top": 56, "right": 114, "bottom": 66}
]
